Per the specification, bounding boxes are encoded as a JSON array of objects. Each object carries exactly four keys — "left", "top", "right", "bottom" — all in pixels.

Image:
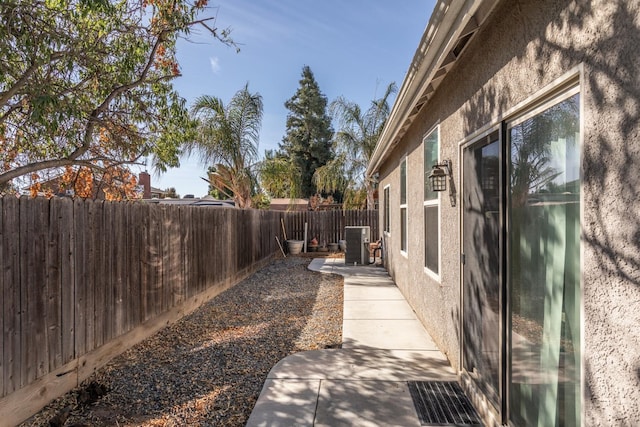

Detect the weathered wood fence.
[
  {"left": 0, "top": 196, "right": 377, "bottom": 424},
  {"left": 281, "top": 209, "right": 379, "bottom": 245}
]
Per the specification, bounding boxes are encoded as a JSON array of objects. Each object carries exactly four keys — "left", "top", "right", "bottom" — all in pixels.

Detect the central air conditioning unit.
[{"left": 345, "top": 226, "right": 370, "bottom": 265}]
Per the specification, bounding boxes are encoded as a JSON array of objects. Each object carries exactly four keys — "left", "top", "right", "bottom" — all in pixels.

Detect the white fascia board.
[{"left": 367, "top": 0, "right": 492, "bottom": 177}]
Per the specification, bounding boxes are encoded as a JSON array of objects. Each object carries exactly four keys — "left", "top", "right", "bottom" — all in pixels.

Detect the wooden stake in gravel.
[
  {"left": 281, "top": 218, "right": 287, "bottom": 241},
  {"left": 275, "top": 236, "right": 286, "bottom": 257},
  {"left": 303, "top": 222, "right": 308, "bottom": 253}
]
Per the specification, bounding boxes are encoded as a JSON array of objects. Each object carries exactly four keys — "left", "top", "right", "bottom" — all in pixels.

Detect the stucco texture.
[{"left": 377, "top": 0, "right": 640, "bottom": 425}]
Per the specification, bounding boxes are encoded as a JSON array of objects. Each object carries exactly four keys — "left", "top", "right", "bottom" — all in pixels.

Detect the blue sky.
[{"left": 153, "top": 0, "right": 435, "bottom": 197}]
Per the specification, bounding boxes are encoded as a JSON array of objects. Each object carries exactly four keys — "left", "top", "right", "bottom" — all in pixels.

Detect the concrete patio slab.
[
  {"left": 245, "top": 379, "right": 320, "bottom": 427},
  {"left": 247, "top": 257, "right": 459, "bottom": 427},
  {"left": 344, "top": 299, "right": 417, "bottom": 319},
  {"left": 343, "top": 284, "right": 405, "bottom": 300},
  {"left": 267, "top": 348, "right": 455, "bottom": 382},
  {"left": 315, "top": 380, "right": 420, "bottom": 427},
  {"left": 343, "top": 319, "right": 439, "bottom": 350}
]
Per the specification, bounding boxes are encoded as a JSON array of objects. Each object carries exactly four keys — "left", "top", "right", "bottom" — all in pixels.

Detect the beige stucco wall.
[{"left": 377, "top": 0, "right": 640, "bottom": 425}]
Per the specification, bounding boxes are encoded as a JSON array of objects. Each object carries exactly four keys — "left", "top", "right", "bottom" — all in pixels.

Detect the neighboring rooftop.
[{"left": 144, "top": 195, "right": 237, "bottom": 207}]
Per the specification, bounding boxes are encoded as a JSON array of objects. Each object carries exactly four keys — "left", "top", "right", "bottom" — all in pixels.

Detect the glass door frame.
[
  {"left": 460, "top": 124, "right": 508, "bottom": 422},
  {"left": 505, "top": 85, "right": 582, "bottom": 427},
  {"left": 460, "top": 80, "right": 582, "bottom": 426}
]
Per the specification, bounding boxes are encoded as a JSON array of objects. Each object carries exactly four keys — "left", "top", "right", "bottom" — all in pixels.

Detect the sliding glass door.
[
  {"left": 462, "top": 88, "right": 581, "bottom": 426},
  {"left": 508, "top": 91, "right": 581, "bottom": 426}
]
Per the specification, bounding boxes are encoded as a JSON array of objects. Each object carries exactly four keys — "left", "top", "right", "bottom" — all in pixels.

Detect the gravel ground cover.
[{"left": 21, "top": 256, "right": 343, "bottom": 427}]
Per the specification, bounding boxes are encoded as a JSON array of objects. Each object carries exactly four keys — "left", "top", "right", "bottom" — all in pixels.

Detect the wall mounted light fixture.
[
  {"left": 372, "top": 172, "right": 380, "bottom": 189},
  {"left": 428, "top": 159, "right": 456, "bottom": 207}
]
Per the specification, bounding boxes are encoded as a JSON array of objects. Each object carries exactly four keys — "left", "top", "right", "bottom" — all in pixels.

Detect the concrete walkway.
[{"left": 246, "top": 257, "right": 456, "bottom": 427}]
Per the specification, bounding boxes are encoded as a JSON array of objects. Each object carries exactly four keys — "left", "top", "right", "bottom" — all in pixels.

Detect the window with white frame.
[
  {"left": 400, "top": 158, "right": 407, "bottom": 253},
  {"left": 383, "top": 185, "right": 390, "bottom": 233},
  {"left": 424, "top": 127, "right": 440, "bottom": 275}
]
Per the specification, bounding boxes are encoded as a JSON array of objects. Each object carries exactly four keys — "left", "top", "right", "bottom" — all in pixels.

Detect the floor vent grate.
[{"left": 408, "top": 381, "right": 483, "bottom": 426}]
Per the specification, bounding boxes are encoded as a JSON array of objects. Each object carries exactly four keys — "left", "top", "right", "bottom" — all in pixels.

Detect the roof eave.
[{"left": 367, "top": 0, "right": 499, "bottom": 177}]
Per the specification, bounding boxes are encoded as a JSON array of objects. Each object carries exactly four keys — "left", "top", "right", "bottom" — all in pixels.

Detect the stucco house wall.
[{"left": 374, "top": 0, "right": 640, "bottom": 425}]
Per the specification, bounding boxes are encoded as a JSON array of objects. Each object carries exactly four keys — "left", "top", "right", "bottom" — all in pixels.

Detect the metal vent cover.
[{"left": 408, "top": 381, "right": 483, "bottom": 426}]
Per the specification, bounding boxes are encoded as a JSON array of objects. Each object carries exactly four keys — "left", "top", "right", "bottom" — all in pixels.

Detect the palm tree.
[
  {"left": 314, "top": 82, "right": 397, "bottom": 209},
  {"left": 185, "top": 83, "right": 263, "bottom": 208},
  {"left": 258, "top": 149, "right": 302, "bottom": 199}
]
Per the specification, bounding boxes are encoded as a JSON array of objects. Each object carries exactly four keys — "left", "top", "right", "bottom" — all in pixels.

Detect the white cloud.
[{"left": 209, "top": 57, "right": 221, "bottom": 74}]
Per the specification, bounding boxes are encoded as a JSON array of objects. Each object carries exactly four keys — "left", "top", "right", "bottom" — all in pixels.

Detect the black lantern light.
[
  {"left": 428, "top": 160, "right": 451, "bottom": 192},
  {"left": 428, "top": 159, "right": 456, "bottom": 207}
]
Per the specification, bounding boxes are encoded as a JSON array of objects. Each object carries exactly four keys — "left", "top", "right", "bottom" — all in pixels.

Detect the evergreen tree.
[{"left": 279, "top": 66, "right": 334, "bottom": 197}]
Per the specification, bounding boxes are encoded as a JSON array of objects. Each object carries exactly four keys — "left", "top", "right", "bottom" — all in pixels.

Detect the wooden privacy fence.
[
  {"left": 281, "top": 210, "right": 379, "bottom": 245},
  {"left": 0, "top": 196, "right": 377, "bottom": 424}
]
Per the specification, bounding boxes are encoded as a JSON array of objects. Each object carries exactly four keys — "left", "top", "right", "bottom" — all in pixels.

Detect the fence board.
[
  {"left": 18, "top": 197, "right": 28, "bottom": 386},
  {"left": 278, "top": 210, "right": 379, "bottom": 249},
  {"left": 150, "top": 205, "right": 162, "bottom": 319},
  {"left": 27, "top": 197, "right": 49, "bottom": 382},
  {"left": 182, "top": 207, "right": 193, "bottom": 299},
  {"left": 59, "top": 198, "right": 74, "bottom": 365},
  {"left": 86, "top": 200, "right": 99, "bottom": 352},
  {"left": 97, "top": 200, "right": 109, "bottom": 348},
  {"left": 224, "top": 209, "right": 233, "bottom": 283},
  {"left": 2, "top": 197, "right": 24, "bottom": 394},
  {"left": 139, "top": 202, "right": 150, "bottom": 321},
  {"left": 191, "top": 208, "right": 201, "bottom": 294},
  {"left": 200, "top": 208, "right": 208, "bottom": 292},
  {"left": 164, "top": 207, "right": 180, "bottom": 307},
  {"left": 121, "top": 203, "right": 131, "bottom": 334},
  {"left": 2, "top": 197, "right": 20, "bottom": 396},
  {"left": 129, "top": 203, "right": 142, "bottom": 329},
  {"left": 46, "top": 198, "right": 62, "bottom": 372},
  {"left": 114, "top": 203, "right": 126, "bottom": 338},
  {"left": 73, "top": 199, "right": 87, "bottom": 356},
  {"left": 160, "top": 206, "right": 169, "bottom": 313},
  {"left": 103, "top": 202, "right": 114, "bottom": 344}
]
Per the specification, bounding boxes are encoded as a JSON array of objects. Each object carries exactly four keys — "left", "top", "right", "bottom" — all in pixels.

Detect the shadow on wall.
[
  {"left": 521, "top": 1, "right": 640, "bottom": 289},
  {"left": 455, "top": 0, "right": 640, "bottom": 424},
  {"left": 539, "top": 2, "right": 640, "bottom": 424}
]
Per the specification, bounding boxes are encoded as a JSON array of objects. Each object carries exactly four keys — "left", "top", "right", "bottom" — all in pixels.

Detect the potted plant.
[{"left": 308, "top": 237, "right": 319, "bottom": 252}]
